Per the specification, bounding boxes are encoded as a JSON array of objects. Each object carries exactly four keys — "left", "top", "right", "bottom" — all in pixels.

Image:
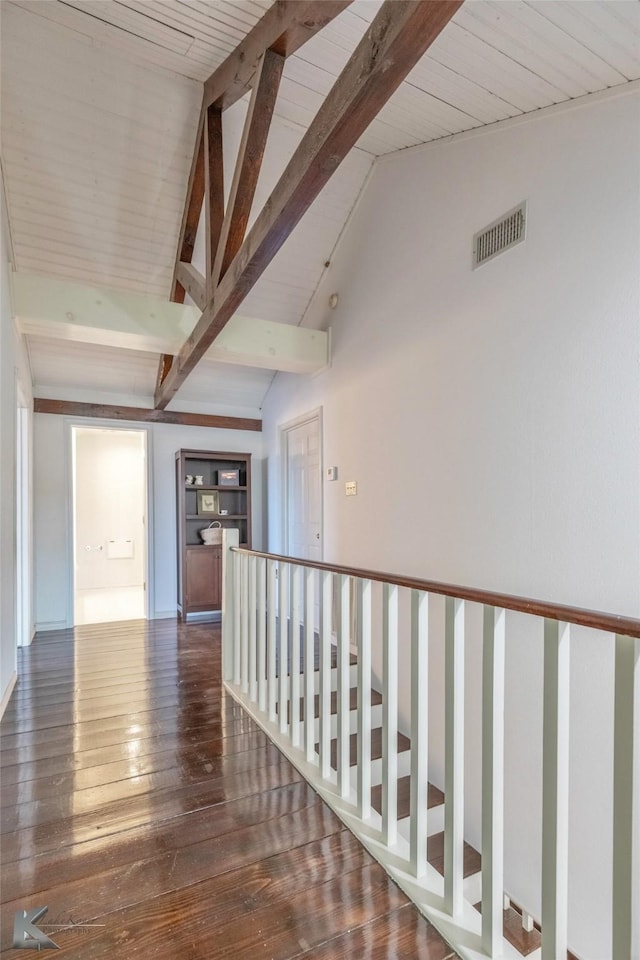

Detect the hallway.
[{"left": 1, "top": 619, "right": 455, "bottom": 958}]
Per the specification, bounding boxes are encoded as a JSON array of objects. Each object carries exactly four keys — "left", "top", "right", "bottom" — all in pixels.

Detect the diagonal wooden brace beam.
[
  {"left": 156, "top": 0, "right": 464, "bottom": 409},
  {"left": 171, "top": 104, "right": 206, "bottom": 304},
  {"left": 155, "top": 353, "right": 174, "bottom": 395},
  {"left": 175, "top": 261, "right": 207, "bottom": 311},
  {"left": 212, "top": 48, "right": 284, "bottom": 290},
  {"left": 205, "top": 106, "right": 225, "bottom": 299}
]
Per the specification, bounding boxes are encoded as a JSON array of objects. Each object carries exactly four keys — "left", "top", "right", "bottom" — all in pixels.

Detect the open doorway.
[{"left": 71, "top": 426, "right": 148, "bottom": 625}]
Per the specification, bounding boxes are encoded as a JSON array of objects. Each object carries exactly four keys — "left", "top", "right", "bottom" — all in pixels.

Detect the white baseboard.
[
  {"left": 0, "top": 672, "right": 17, "bottom": 719},
  {"left": 35, "top": 620, "right": 69, "bottom": 632},
  {"left": 19, "top": 626, "right": 36, "bottom": 648},
  {"left": 153, "top": 609, "right": 179, "bottom": 620}
]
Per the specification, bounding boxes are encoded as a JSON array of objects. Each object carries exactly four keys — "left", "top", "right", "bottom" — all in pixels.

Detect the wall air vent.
[{"left": 473, "top": 201, "right": 527, "bottom": 268}]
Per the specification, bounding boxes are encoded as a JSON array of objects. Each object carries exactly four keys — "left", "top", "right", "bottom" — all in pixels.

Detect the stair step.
[
  {"left": 280, "top": 686, "right": 383, "bottom": 722},
  {"left": 474, "top": 902, "right": 542, "bottom": 957},
  {"left": 371, "top": 775, "right": 444, "bottom": 818},
  {"left": 314, "top": 663, "right": 359, "bottom": 692},
  {"left": 427, "top": 830, "right": 481, "bottom": 879},
  {"left": 316, "top": 727, "right": 411, "bottom": 768}
]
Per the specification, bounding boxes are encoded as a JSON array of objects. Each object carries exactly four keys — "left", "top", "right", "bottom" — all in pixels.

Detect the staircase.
[
  {"left": 221, "top": 536, "right": 640, "bottom": 960},
  {"left": 280, "top": 658, "right": 543, "bottom": 958}
]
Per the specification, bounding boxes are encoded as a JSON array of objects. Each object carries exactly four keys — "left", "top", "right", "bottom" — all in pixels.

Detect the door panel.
[
  {"left": 185, "top": 547, "right": 221, "bottom": 609},
  {"left": 285, "top": 416, "right": 322, "bottom": 628},
  {"left": 287, "top": 418, "right": 321, "bottom": 563}
]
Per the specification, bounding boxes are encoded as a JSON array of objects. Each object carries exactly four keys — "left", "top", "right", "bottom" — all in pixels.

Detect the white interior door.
[
  {"left": 284, "top": 413, "right": 322, "bottom": 633},
  {"left": 285, "top": 415, "right": 322, "bottom": 563},
  {"left": 72, "top": 426, "right": 147, "bottom": 625}
]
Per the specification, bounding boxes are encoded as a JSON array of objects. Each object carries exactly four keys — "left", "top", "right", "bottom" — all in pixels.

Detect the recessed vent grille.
[{"left": 473, "top": 201, "right": 527, "bottom": 268}]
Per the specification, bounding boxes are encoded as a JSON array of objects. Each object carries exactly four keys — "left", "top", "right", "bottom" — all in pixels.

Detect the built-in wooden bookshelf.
[{"left": 175, "top": 449, "right": 252, "bottom": 620}]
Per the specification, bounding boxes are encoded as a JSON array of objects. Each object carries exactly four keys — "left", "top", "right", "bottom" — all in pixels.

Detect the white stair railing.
[{"left": 221, "top": 530, "right": 639, "bottom": 960}]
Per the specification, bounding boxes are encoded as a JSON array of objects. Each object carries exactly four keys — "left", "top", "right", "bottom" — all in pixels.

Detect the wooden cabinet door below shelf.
[{"left": 185, "top": 547, "right": 221, "bottom": 609}]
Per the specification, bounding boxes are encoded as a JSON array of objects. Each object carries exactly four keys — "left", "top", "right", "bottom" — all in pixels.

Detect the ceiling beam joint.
[{"left": 203, "top": 1, "right": 353, "bottom": 112}]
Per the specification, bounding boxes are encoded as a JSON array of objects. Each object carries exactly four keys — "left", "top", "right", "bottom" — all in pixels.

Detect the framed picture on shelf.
[
  {"left": 218, "top": 469, "right": 239, "bottom": 486},
  {"left": 197, "top": 491, "right": 219, "bottom": 515}
]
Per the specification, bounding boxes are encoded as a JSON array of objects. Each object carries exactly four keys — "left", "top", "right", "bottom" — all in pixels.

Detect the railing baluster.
[
  {"left": 410, "top": 589, "right": 429, "bottom": 878},
  {"left": 382, "top": 582, "right": 398, "bottom": 847},
  {"left": 541, "top": 618, "right": 570, "bottom": 960},
  {"left": 482, "top": 605, "right": 506, "bottom": 955},
  {"left": 304, "top": 567, "right": 316, "bottom": 763},
  {"left": 290, "top": 565, "right": 302, "bottom": 747},
  {"left": 232, "top": 549, "right": 241, "bottom": 686},
  {"left": 319, "top": 570, "right": 332, "bottom": 780},
  {"left": 278, "top": 561, "right": 289, "bottom": 735},
  {"left": 612, "top": 634, "right": 639, "bottom": 960},
  {"left": 337, "top": 574, "right": 351, "bottom": 798},
  {"left": 248, "top": 555, "right": 257, "bottom": 702},
  {"left": 221, "top": 530, "right": 239, "bottom": 682},
  {"left": 267, "top": 559, "right": 277, "bottom": 723},
  {"left": 357, "top": 578, "right": 372, "bottom": 820},
  {"left": 257, "top": 557, "right": 266, "bottom": 712},
  {"left": 444, "top": 596, "right": 465, "bottom": 916},
  {"left": 240, "top": 551, "right": 249, "bottom": 693}
]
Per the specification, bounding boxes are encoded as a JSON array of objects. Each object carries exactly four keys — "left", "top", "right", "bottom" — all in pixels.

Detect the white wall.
[
  {"left": 34, "top": 417, "right": 265, "bottom": 627},
  {"left": 262, "top": 89, "right": 640, "bottom": 958},
  {"left": 0, "top": 182, "right": 33, "bottom": 714}
]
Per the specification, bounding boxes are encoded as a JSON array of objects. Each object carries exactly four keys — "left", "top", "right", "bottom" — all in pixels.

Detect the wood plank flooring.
[{"left": 0, "top": 619, "right": 457, "bottom": 959}]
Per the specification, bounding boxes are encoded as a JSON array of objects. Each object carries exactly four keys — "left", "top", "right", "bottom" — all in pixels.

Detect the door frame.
[
  {"left": 15, "top": 377, "right": 32, "bottom": 647},
  {"left": 66, "top": 420, "right": 154, "bottom": 625},
  {"left": 279, "top": 407, "right": 323, "bottom": 560}
]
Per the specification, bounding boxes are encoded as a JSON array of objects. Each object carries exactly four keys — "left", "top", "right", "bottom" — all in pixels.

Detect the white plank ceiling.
[{"left": 2, "top": 0, "right": 639, "bottom": 412}]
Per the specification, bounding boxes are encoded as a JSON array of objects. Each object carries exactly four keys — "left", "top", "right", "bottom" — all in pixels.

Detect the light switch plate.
[{"left": 345, "top": 481, "right": 357, "bottom": 496}]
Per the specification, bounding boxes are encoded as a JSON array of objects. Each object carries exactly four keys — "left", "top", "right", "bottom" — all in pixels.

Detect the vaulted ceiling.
[{"left": 2, "top": 1, "right": 639, "bottom": 416}]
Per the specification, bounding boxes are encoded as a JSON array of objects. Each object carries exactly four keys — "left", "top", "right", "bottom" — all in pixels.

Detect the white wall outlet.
[
  {"left": 327, "top": 466, "right": 338, "bottom": 481},
  {"left": 345, "top": 480, "right": 357, "bottom": 496}
]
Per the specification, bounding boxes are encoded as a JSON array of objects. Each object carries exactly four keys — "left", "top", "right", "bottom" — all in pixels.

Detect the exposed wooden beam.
[
  {"left": 34, "top": 398, "right": 261, "bottom": 433},
  {"left": 203, "top": 1, "right": 352, "bottom": 112},
  {"left": 156, "top": 0, "right": 463, "bottom": 409},
  {"left": 212, "top": 48, "right": 284, "bottom": 289},
  {"left": 204, "top": 106, "right": 224, "bottom": 300},
  {"left": 175, "top": 261, "right": 206, "bottom": 311},
  {"left": 14, "top": 272, "right": 329, "bottom": 373},
  {"left": 171, "top": 105, "right": 206, "bottom": 304}
]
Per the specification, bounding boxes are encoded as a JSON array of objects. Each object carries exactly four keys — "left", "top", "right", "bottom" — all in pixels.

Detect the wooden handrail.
[{"left": 232, "top": 547, "right": 640, "bottom": 638}]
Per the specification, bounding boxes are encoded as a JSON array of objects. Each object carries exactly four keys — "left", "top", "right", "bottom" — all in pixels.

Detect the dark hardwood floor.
[{"left": 1, "top": 619, "right": 456, "bottom": 959}]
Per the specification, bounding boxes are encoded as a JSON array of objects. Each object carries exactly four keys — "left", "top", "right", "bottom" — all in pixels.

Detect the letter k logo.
[{"left": 12, "top": 907, "right": 59, "bottom": 950}]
